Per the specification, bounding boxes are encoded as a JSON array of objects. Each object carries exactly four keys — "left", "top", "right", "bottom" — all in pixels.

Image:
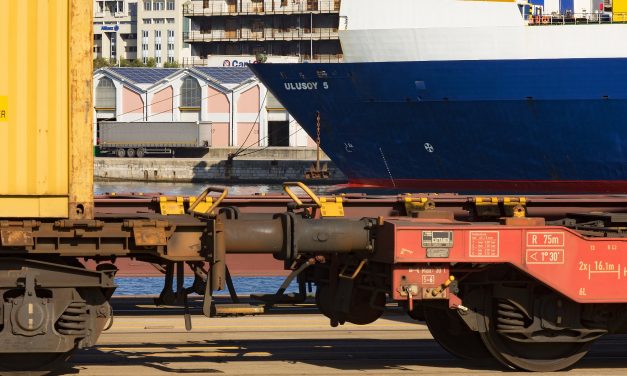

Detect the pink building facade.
[{"left": 93, "top": 67, "right": 315, "bottom": 148}]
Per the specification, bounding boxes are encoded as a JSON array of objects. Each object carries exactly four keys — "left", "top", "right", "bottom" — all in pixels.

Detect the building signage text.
[
  {"left": 101, "top": 25, "right": 120, "bottom": 32},
  {"left": 284, "top": 82, "right": 329, "bottom": 91},
  {"left": 0, "top": 96, "right": 7, "bottom": 122},
  {"left": 223, "top": 59, "right": 252, "bottom": 67}
]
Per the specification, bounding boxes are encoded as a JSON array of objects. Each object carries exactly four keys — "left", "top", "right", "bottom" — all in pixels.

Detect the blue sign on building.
[{"left": 101, "top": 25, "right": 120, "bottom": 32}]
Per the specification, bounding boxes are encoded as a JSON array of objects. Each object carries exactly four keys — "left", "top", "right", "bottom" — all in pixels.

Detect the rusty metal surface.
[
  {"left": 0, "top": 229, "right": 33, "bottom": 246},
  {"left": 68, "top": 0, "right": 94, "bottom": 220},
  {"left": 133, "top": 227, "right": 168, "bottom": 247}
]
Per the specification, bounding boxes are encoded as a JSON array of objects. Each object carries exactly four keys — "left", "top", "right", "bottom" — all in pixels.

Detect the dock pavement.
[{"left": 56, "top": 296, "right": 627, "bottom": 375}]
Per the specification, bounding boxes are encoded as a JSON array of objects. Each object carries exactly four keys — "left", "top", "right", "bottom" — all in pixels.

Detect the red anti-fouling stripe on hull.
[{"left": 348, "top": 179, "right": 627, "bottom": 194}]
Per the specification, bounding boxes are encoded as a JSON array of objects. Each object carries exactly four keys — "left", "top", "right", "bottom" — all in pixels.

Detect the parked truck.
[{"left": 98, "top": 121, "right": 211, "bottom": 157}]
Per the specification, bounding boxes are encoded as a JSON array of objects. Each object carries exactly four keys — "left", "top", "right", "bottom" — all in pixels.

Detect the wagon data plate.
[{"left": 422, "top": 231, "right": 454, "bottom": 248}]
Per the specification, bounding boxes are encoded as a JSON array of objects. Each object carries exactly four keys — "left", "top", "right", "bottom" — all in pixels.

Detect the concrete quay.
[
  {"left": 95, "top": 147, "right": 347, "bottom": 184},
  {"left": 61, "top": 297, "right": 627, "bottom": 375}
]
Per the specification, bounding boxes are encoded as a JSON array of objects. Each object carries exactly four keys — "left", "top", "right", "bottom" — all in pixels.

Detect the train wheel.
[
  {"left": 479, "top": 296, "right": 592, "bottom": 371},
  {"left": 126, "top": 148, "right": 136, "bottom": 158},
  {"left": 315, "top": 284, "right": 385, "bottom": 325},
  {"left": 346, "top": 288, "right": 385, "bottom": 325},
  {"left": 423, "top": 303, "right": 492, "bottom": 360},
  {"left": 479, "top": 329, "right": 590, "bottom": 371},
  {"left": 116, "top": 148, "right": 126, "bottom": 158},
  {"left": 315, "top": 284, "right": 333, "bottom": 318},
  {"left": 136, "top": 148, "right": 146, "bottom": 158}
]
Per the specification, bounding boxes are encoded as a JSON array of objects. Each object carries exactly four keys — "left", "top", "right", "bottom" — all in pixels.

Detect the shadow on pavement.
[{"left": 67, "top": 338, "right": 501, "bottom": 374}]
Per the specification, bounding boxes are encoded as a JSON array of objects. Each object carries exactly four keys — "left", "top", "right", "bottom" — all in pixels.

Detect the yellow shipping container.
[
  {"left": 614, "top": 0, "right": 627, "bottom": 21},
  {"left": 0, "top": 0, "right": 93, "bottom": 219}
]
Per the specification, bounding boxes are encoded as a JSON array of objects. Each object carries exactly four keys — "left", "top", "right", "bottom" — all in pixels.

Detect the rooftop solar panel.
[
  {"left": 108, "top": 68, "right": 179, "bottom": 84},
  {"left": 194, "top": 67, "right": 255, "bottom": 85}
]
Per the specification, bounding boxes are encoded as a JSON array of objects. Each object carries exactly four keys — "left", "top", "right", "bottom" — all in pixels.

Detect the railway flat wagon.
[{"left": 3, "top": 0, "right": 627, "bottom": 374}]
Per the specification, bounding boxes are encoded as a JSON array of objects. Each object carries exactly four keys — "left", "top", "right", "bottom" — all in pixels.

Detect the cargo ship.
[{"left": 250, "top": 0, "right": 627, "bottom": 193}]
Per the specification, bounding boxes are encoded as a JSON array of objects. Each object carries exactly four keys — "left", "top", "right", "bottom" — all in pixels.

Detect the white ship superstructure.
[{"left": 339, "top": 0, "right": 627, "bottom": 62}]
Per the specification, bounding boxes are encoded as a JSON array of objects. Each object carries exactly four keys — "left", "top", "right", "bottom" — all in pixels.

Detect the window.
[
  {"left": 167, "top": 18, "right": 175, "bottom": 23},
  {"left": 154, "top": 18, "right": 165, "bottom": 24},
  {"left": 154, "top": 29, "right": 162, "bottom": 62},
  {"left": 96, "top": 77, "right": 116, "bottom": 109},
  {"left": 167, "top": 29, "right": 175, "bottom": 59},
  {"left": 252, "top": 0, "right": 264, "bottom": 12},
  {"left": 154, "top": 0, "right": 165, "bottom": 11},
  {"left": 167, "top": 0, "right": 175, "bottom": 11},
  {"left": 168, "top": 56, "right": 174, "bottom": 63},
  {"left": 143, "top": 18, "right": 152, "bottom": 24},
  {"left": 200, "top": 20, "right": 212, "bottom": 34},
  {"left": 129, "top": 3, "right": 137, "bottom": 16},
  {"left": 144, "top": 1, "right": 151, "bottom": 11},
  {"left": 142, "top": 30, "right": 149, "bottom": 61},
  {"left": 125, "top": 46, "right": 137, "bottom": 52},
  {"left": 109, "top": 32, "right": 117, "bottom": 60},
  {"left": 181, "top": 77, "right": 201, "bottom": 108}
]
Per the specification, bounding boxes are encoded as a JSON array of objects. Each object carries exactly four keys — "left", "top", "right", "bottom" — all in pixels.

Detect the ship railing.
[{"left": 528, "top": 12, "right": 627, "bottom": 25}]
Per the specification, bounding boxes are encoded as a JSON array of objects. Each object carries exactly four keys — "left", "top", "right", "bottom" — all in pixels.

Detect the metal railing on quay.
[
  {"left": 528, "top": 12, "right": 627, "bottom": 25},
  {"left": 183, "top": 0, "right": 341, "bottom": 16},
  {"left": 183, "top": 29, "right": 339, "bottom": 42}
]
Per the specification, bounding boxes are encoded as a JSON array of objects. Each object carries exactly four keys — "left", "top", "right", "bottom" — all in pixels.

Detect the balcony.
[
  {"left": 183, "top": 0, "right": 341, "bottom": 17},
  {"left": 183, "top": 28, "right": 339, "bottom": 42}
]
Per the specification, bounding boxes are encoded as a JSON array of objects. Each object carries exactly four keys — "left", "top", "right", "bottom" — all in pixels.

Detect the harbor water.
[{"left": 114, "top": 276, "right": 301, "bottom": 296}]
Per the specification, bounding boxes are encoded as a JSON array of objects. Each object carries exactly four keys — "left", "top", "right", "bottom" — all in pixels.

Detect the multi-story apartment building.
[
  {"left": 94, "top": 1, "right": 138, "bottom": 61},
  {"left": 182, "top": 0, "right": 342, "bottom": 65},
  {"left": 137, "top": 0, "right": 191, "bottom": 65},
  {"left": 94, "top": 0, "right": 191, "bottom": 66}
]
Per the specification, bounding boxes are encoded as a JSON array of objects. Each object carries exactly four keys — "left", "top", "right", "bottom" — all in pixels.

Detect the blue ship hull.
[{"left": 249, "top": 59, "right": 627, "bottom": 193}]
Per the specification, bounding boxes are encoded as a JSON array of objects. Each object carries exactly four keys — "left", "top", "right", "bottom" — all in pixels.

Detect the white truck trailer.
[{"left": 98, "top": 121, "right": 211, "bottom": 157}]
